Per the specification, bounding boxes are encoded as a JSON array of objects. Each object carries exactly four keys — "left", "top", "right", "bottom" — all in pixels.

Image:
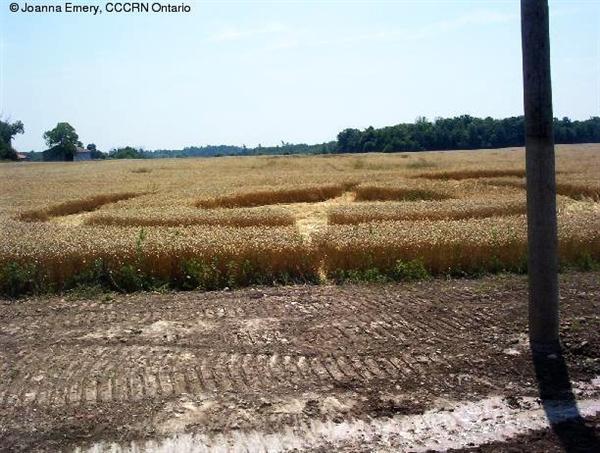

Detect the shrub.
[
  {"left": 181, "top": 259, "right": 222, "bottom": 291},
  {"left": 0, "top": 262, "right": 41, "bottom": 298},
  {"left": 330, "top": 268, "right": 388, "bottom": 284},
  {"left": 66, "top": 259, "right": 110, "bottom": 288},
  {"left": 572, "top": 253, "right": 600, "bottom": 272},
  {"left": 392, "top": 259, "right": 429, "bottom": 281}
]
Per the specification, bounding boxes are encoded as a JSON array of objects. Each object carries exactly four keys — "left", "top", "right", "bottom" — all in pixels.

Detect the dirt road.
[{"left": 1, "top": 273, "right": 599, "bottom": 452}]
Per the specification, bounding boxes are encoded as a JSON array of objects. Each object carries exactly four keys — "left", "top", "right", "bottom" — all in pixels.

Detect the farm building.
[
  {"left": 43, "top": 146, "right": 92, "bottom": 162},
  {"left": 74, "top": 147, "right": 92, "bottom": 161}
]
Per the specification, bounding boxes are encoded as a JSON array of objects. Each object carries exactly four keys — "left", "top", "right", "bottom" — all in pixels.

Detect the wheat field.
[{"left": 1, "top": 144, "right": 599, "bottom": 293}]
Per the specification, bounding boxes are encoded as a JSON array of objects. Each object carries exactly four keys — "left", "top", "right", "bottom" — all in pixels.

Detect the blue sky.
[{"left": 1, "top": 0, "right": 599, "bottom": 152}]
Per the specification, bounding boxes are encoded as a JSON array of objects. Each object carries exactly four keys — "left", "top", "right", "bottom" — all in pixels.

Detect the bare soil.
[{"left": 1, "top": 272, "right": 599, "bottom": 452}]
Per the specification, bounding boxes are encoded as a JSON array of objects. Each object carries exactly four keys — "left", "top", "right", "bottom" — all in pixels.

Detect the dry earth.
[{"left": 1, "top": 273, "right": 600, "bottom": 452}]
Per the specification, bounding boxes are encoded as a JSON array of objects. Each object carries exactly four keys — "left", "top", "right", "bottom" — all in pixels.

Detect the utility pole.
[{"left": 521, "top": 0, "right": 560, "bottom": 352}]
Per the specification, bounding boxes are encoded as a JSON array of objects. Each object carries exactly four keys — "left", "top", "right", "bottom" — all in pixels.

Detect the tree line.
[
  {"left": 2, "top": 115, "right": 599, "bottom": 162},
  {"left": 336, "top": 116, "right": 600, "bottom": 153},
  {"left": 146, "top": 142, "right": 338, "bottom": 159},
  {"left": 146, "top": 115, "right": 600, "bottom": 157}
]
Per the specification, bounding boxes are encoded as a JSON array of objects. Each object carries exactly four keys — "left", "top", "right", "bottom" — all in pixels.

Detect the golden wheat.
[
  {"left": 0, "top": 219, "right": 318, "bottom": 285},
  {"left": 196, "top": 183, "right": 350, "bottom": 209},
  {"left": 85, "top": 207, "right": 295, "bottom": 227},
  {"left": 417, "top": 169, "right": 526, "bottom": 180},
  {"left": 316, "top": 212, "right": 600, "bottom": 275},
  {"left": 484, "top": 177, "right": 600, "bottom": 201},
  {"left": 328, "top": 198, "right": 528, "bottom": 224},
  {"left": 1, "top": 144, "right": 598, "bottom": 289},
  {"left": 354, "top": 184, "right": 452, "bottom": 202},
  {"left": 18, "top": 193, "right": 142, "bottom": 221}
]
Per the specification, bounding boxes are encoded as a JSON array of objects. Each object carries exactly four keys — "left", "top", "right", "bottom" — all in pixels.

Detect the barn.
[
  {"left": 74, "top": 146, "right": 92, "bottom": 161},
  {"left": 43, "top": 146, "right": 92, "bottom": 161},
  {"left": 15, "top": 152, "right": 30, "bottom": 161}
]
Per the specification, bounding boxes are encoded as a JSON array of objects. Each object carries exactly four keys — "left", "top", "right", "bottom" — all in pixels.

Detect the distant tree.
[
  {"left": 109, "top": 146, "right": 144, "bottom": 159},
  {"left": 333, "top": 115, "right": 600, "bottom": 154},
  {"left": 70, "top": 114, "right": 600, "bottom": 162},
  {"left": 43, "top": 123, "right": 82, "bottom": 161},
  {"left": 360, "top": 126, "right": 378, "bottom": 152},
  {"left": 336, "top": 128, "right": 362, "bottom": 153},
  {"left": 0, "top": 119, "right": 24, "bottom": 160},
  {"left": 85, "top": 143, "right": 106, "bottom": 160}
]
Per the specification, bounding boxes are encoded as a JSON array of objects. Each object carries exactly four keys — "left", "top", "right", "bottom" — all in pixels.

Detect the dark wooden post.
[{"left": 521, "top": 0, "right": 560, "bottom": 352}]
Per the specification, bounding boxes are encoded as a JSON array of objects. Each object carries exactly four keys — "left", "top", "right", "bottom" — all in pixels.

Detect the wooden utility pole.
[{"left": 521, "top": 0, "right": 560, "bottom": 352}]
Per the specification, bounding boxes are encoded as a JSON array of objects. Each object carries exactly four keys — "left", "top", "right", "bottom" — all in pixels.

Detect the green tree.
[
  {"left": 109, "top": 146, "right": 144, "bottom": 159},
  {"left": 336, "top": 128, "right": 362, "bottom": 153},
  {"left": 86, "top": 143, "right": 107, "bottom": 159},
  {"left": 0, "top": 119, "right": 24, "bottom": 160},
  {"left": 43, "top": 122, "right": 82, "bottom": 160}
]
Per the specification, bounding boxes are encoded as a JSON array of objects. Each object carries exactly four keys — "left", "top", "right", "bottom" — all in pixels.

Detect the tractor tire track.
[{"left": 1, "top": 273, "right": 600, "bottom": 452}]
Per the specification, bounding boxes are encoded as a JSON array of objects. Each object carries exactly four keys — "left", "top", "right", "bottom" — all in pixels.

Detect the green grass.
[{"left": 1, "top": 254, "right": 598, "bottom": 299}]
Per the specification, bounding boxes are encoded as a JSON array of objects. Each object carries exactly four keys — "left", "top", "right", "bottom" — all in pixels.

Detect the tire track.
[
  {"left": 0, "top": 281, "right": 537, "bottom": 409},
  {"left": 0, "top": 347, "right": 461, "bottom": 408}
]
